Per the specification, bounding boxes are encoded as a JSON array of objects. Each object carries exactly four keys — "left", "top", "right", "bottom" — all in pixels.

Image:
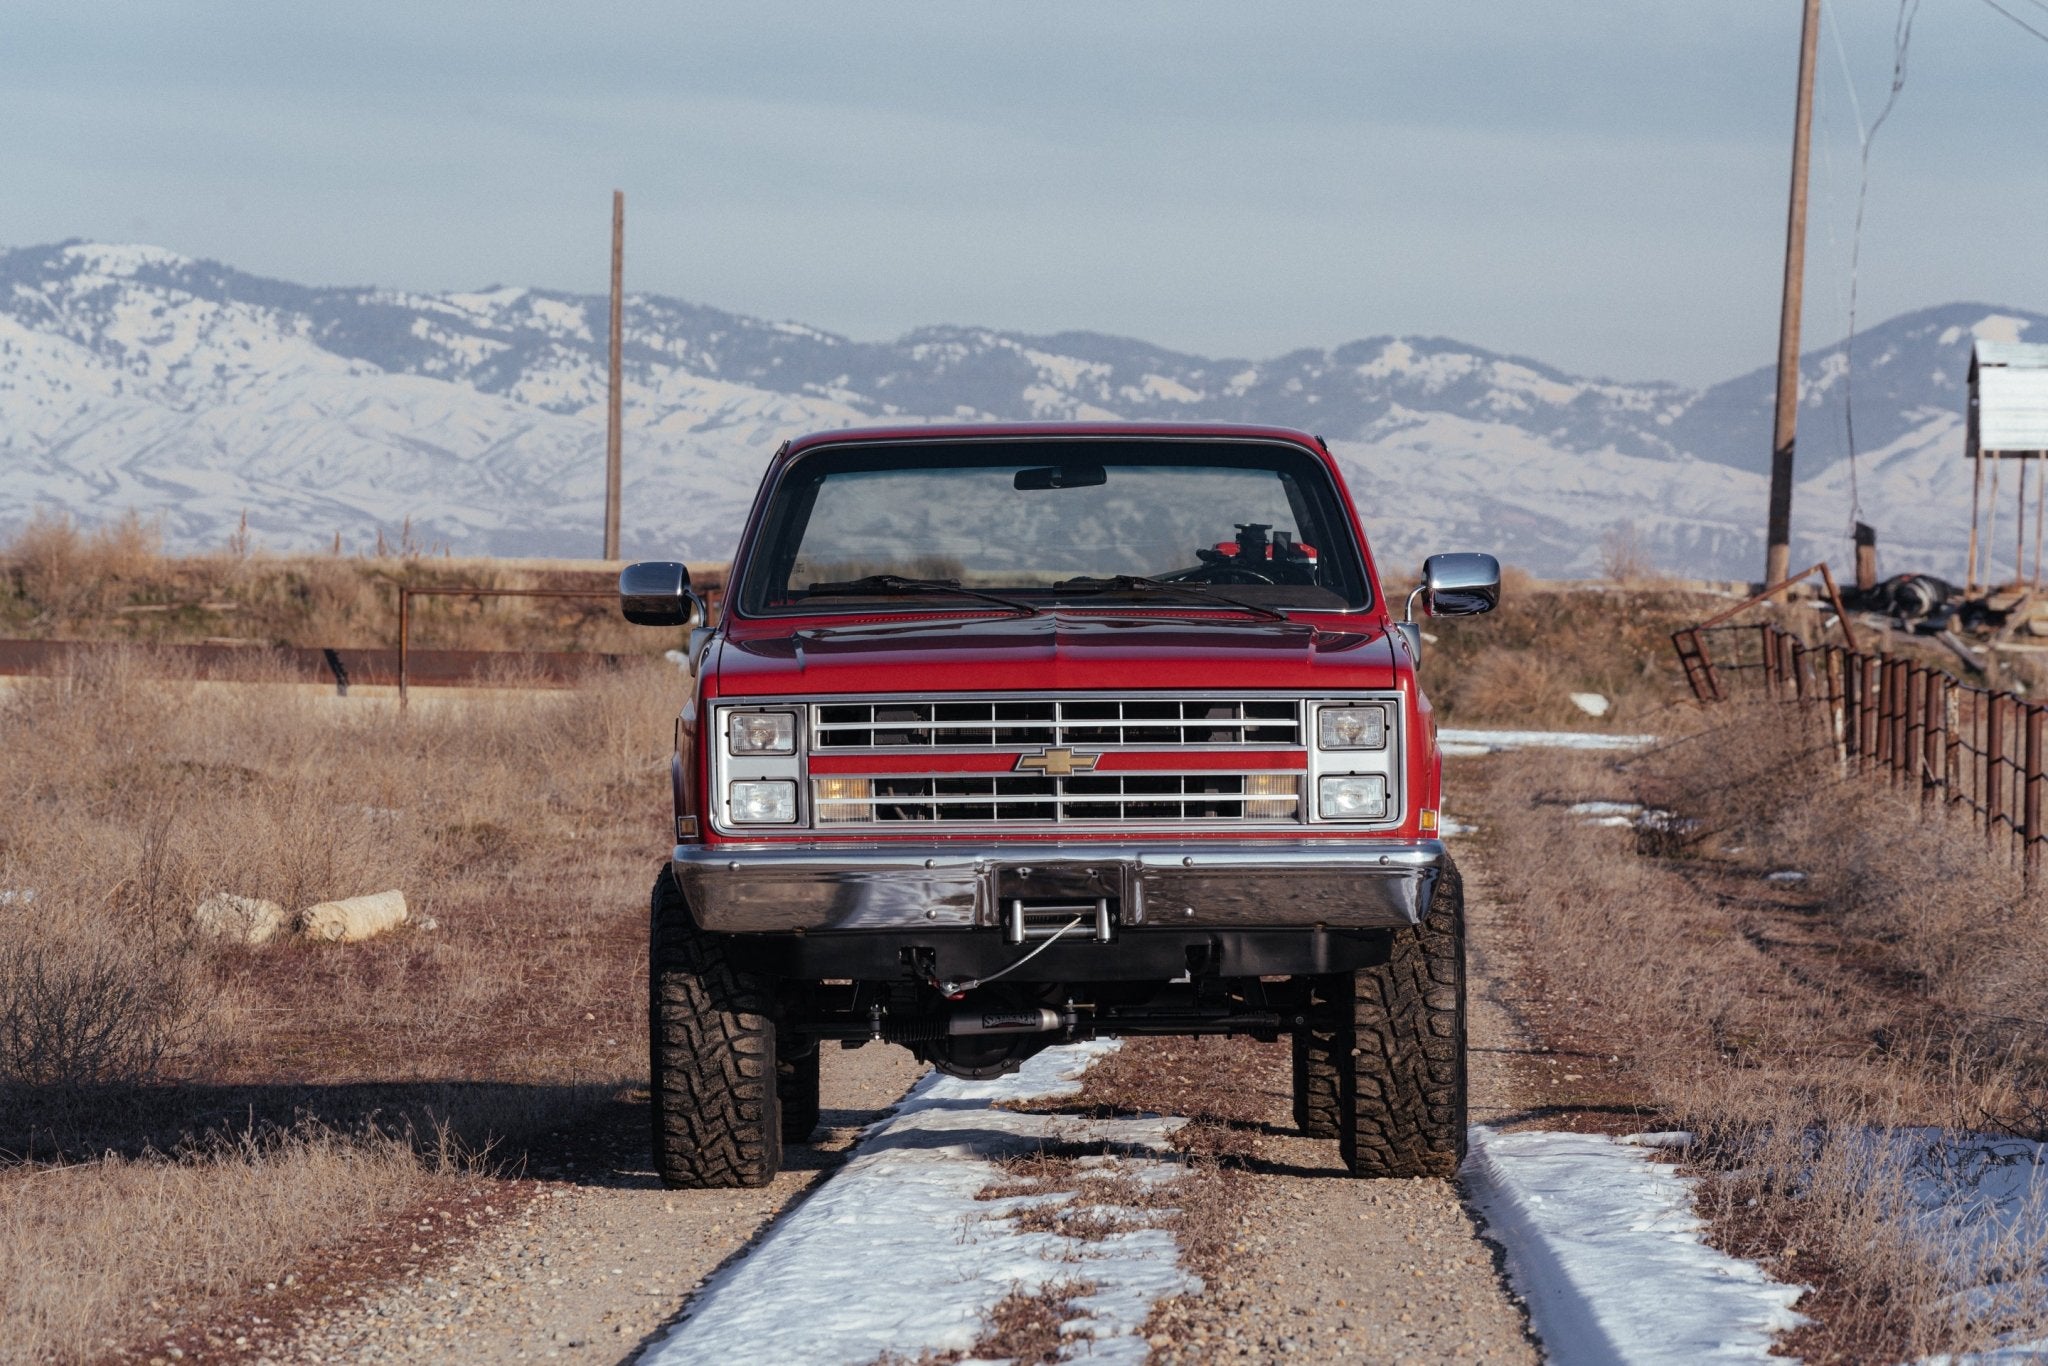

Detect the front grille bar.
[
  {"left": 813, "top": 697, "right": 1301, "bottom": 749},
  {"left": 812, "top": 773, "right": 1303, "bottom": 825}
]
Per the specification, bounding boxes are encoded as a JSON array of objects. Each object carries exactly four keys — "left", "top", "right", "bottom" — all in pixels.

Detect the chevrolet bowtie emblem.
[{"left": 1015, "top": 746, "right": 1099, "bottom": 777}]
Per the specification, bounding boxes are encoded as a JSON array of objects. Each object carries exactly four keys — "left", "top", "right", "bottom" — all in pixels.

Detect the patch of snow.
[
  {"left": 1440, "top": 728, "right": 1659, "bottom": 757},
  {"left": 1123, "top": 373, "right": 1203, "bottom": 404},
  {"left": 1465, "top": 1126, "right": 1807, "bottom": 1364},
  {"left": 1570, "top": 692, "right": 1612, "bottom": 718},
  {"left": 1568, "top": 800, "right": 1643, "bottom": 829},
  {"left": 1020, "top": 347, "right": 1111, "bottom": 391},
  {"left": 58, "top": 241, "right": 189, "bottom": 275},
  {"left": 1569, "top": 801, "right": 1641, "bottom": 818},
  {"left": 1764, "top": 870, "right": 1809, "bottom": 886},
  {"left": 1927, "top": 1339, "right": 2048, "bottom": 1365},
  {"left": 648, "top": 1041, "right": 1198, "bottom": 1366},
  {"left": 0, "top": 888, "right": 34, "bottom": 908},
  {"left": 1880, "top": 1129, "right": 2048, "bottom": 1362}
]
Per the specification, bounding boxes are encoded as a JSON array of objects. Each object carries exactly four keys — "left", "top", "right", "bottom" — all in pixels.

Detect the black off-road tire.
[
  {"left": 777, "top": 1041, "right": 821, "bottom": 1144},
  {"left": 1338, "top": 858, "right": 1467, "bottom": 1179},
  {"left": 648, "top": 869, "right": 783, "bottom": 1188},
  {"left": 1291, "top": 980, "right": 1344, "bottom": 1139}
]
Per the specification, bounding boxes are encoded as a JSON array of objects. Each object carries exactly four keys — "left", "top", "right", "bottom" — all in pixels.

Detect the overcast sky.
[{"left": 1, "top": 1, "right": 2043, "bottom": 385}]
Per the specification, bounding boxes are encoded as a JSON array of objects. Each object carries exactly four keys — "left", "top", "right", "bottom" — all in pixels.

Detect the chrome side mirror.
[
  {"left": 621, "top": 561, "right": 706, "bottom": 628},
  {"left": 1409, "top": 553, "right": 1501, "bottom": 620}
]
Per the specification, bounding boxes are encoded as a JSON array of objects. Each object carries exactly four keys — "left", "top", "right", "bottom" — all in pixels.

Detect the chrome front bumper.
[{"left": 671, "top": 839, "right": 1447, "bottom": 934}]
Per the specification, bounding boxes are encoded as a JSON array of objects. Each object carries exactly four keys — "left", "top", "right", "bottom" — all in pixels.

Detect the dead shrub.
[
  {"left": 4, "top": 510, "right": 165, "bottom": 625},
  {"left": 0, "top": 930, "right": 203, "bottom": 1091},
  {"left": 1598, "top": 521, "right": 1657, "bottom": 584}
]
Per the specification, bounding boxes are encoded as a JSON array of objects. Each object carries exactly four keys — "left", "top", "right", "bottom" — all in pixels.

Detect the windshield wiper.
[
  {"left": 804, "top": 574, "right": 1042, "bottom": 617},
  {"left": 1052, "top": 574, "right": 1287, "bottom": 622}
]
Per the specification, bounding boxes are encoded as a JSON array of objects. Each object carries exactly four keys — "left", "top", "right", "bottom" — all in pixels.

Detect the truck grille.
[
  {"left": 807, "top": 696, "right": 1306, "bottom": 828},
  {"left": 813, "top": 698, "right": 1301, "bottom": 749}
]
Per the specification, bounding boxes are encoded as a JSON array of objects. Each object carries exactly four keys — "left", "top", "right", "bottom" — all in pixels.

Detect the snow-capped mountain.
[{"left": 1, "top": 239, "right": 2039, "bottom": 578}]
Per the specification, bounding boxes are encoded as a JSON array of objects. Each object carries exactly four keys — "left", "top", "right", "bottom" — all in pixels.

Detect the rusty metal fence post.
[
  {"left": 2027, "top": 705, "right": 2045, "bottom": 881},
  {"left": 1946, "top": 678, "right": 1962, "bottom": 809},
  {"left": 1989, "top": 693, "right": 2008, "bottom": 851},
  {"left": 1835, "top": 643, "right": 1851, "bottom": 753},
  {"left": 1905, "top": 665, "right": 1925, "bottom": 791},
  {"left": 1922, "top": 668, "right": 1943, "bottom": 803},
  {"left": 1876, "top": 656, "right": 1895, "bottom": 778},
  {"left": 397, "top": 587, "right": 410, "bottom": 706},
  {"left": 1843, "top": 650, "right": 1864, "bottom": 771},
  {"left": 1891, "top": 659, "right": 1911, "bottom": 786}
]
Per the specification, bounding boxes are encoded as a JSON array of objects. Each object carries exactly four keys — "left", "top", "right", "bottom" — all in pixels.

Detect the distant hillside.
[{"left": 1, "top": 240, "right": 2039, "bottom": 577}]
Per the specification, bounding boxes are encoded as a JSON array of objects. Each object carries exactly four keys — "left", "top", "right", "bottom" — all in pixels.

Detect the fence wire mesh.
[{"left": 1677, "top": 621, "right": 2048, "bottom": 879}]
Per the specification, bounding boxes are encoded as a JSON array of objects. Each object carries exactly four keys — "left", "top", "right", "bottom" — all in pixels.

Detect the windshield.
[{"left": 739, "top": 438, "right": 1369, "bottom": 615}]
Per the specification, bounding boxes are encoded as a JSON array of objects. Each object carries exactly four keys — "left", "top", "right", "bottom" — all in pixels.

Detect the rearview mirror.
[
  {"left": 1014, "top": 464, "right": 1107, "bottom": 491},
  {"left": 1414, "top": 553, "right": 1500, "bottom": 619},
  {"left": 620, "top": 561, "right": 705, "bottom": 628}
]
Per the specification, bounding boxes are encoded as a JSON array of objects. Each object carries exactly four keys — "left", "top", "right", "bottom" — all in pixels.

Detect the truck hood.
[{"left": 709, "top": 613, "right": 1399, "bottom": 697}]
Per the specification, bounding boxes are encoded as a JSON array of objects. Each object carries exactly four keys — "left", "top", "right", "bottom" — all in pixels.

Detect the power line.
[
  {"left": 1977, "top": 0, "right": 2048, "bottom": 44},
  {"left": 1836, "top": 0, "right": 1922, "bottom": 533}
]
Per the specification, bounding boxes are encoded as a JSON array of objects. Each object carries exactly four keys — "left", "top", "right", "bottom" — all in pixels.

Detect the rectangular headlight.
[
  {"left": 728, "top": 711, "right": 796, "bottom": 755},
  {"left": 730, "top": 779, "right": 797, "bottom": 824},
  {"left": 1318, "top": 705, "right": 1387, "bottom": 750},
  {"left": 1319, "top": 774, "right": 1389, "bottom": 821}
]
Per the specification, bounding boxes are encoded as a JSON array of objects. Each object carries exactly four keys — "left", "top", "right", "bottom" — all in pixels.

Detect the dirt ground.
[
  {"left": 215, "top": 1047, "right": 927, "bottom": 1365},
  {"left": 1141, "top": 838, "right": 1544, "bottom": 1364},
  {"left": 163, "top": 784, "right": 1566, "bottom": 1366}
]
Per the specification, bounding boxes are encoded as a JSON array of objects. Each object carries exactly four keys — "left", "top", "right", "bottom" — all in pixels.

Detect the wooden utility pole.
[
  {"left": 604, "top": 189, "right": 625, "bottom": 561},
  {"left": 1764, "top": 0, "right": 1822, "bottom": 594}
]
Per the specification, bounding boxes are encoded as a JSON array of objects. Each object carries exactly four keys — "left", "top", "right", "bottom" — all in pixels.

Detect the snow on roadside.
[
  {"left": 646, "top": 1041, "right": 1197, "bottom": 1366},
  {"left": 1464, "top": 1126, "right": 1806, "bottom": 1364},
  {"left": 1440, "top": 728, "right": 1659, "bottom": 757},
  {"left": 1873, "top": 1129, "right": 2048, "bottom": 1365}
]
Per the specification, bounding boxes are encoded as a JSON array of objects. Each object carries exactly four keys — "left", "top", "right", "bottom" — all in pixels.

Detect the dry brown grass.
[
  {"left": 0, "top": 514, "right": 693, "bottom": 654},
  {"left": 0, "top": 1129, "right": 432, "bottom": 1364},
  {"left": 1421, "top": 576, "right": 1718, "bottom": 730},
  {"left": 1464, "top": 703, "right": 2048, "bottom": 1361},
  {"left": 0, "top": 649, "right": 681, "bottom": 1360}
]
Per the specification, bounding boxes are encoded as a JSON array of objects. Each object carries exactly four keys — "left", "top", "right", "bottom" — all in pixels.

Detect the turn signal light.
[
  {"left": 1242, "top": 773, "right": 1299, "bottom": 820},
  {"left": 813, "top": 777, "right": 875, "bottom": 823}
]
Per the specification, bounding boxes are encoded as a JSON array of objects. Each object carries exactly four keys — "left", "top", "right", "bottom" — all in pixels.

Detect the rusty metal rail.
[
  {"left": 0, "top": 636, "right": 637, "bottom": 692},
  {"left": 397, "top": 586, "right": 617, "bottom": 706},
  {"left": 1681, "top": 620, "right": 2048, "bottom": 879}
]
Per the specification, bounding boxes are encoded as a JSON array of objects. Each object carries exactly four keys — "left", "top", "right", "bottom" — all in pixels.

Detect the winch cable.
[{"left": 934, "top": 916, "right": 1085, "bottom": 999}]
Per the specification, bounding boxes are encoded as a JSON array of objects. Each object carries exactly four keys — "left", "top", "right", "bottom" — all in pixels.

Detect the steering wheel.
[{"left": 1171, "top": 562, "right": 1276, "bottom": 586}]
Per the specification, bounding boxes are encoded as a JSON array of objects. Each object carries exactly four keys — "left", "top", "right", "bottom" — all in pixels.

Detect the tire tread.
[{"left": 648, "top": 870, "right": 782, "bottom": 1189}]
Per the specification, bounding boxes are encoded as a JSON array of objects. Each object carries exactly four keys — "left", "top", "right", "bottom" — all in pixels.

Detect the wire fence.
[{"left": 1674, "top": 620, "right": 2048, "bottom": 880}]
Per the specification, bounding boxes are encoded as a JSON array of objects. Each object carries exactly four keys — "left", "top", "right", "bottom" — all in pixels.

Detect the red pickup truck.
[{"left": 619, "top": 423, "right": 1498, "bottom": 1188}]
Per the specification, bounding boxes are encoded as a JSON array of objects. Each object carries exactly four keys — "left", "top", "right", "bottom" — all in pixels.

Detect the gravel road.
[
  {"left": 249, "top": 832, "right": 1553, "bottom": 1365},
  {"left": 1146, "top": 846, "right": 1543, "bottom": 1364},
  {"left": 258, "top": 1046, "right": 925, "bottom": 1364}
]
